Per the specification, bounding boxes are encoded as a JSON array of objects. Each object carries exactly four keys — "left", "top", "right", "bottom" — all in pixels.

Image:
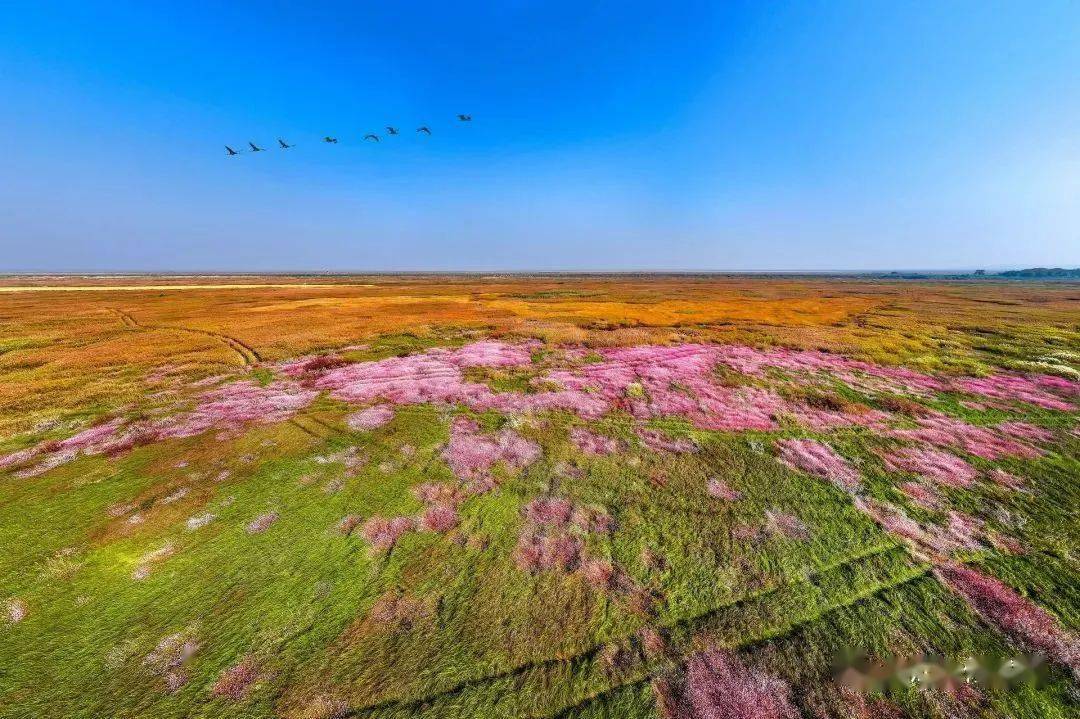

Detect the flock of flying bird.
[{"left": 225, "top": 114, "right": 472, "bottom": 155}]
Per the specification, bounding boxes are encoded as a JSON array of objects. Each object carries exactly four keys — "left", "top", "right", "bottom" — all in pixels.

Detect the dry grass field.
[{"left": 1, "top": 275, "right": 1077, "bottom": 718}]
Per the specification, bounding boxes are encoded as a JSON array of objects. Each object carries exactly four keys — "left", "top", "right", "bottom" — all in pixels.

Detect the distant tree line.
[{"left": 998, "top": 267, "right": 1080, "bottom": 278}]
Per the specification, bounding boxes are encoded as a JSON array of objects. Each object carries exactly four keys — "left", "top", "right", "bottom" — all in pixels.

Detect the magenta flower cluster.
[
  {"left": 888, "top": 415, "right": 1041, "bottom": 460},
  {"left": 568, "top": 427, "right": 622, "bottom": 455},
  {"left": 636, "top": 428, "right": 698, "bottom": 454},
  {"left": 880, "top": 446, "right": 978, "bottom": 488},
  {"left": 441, "top": 417, "right": 541, "bottom": 485},
  {"left": 854, "top": 497, "right": 979, "bottom": 556},
  {"left": 663, "top": 648, "right": 799, "bottom": 719},
  {"left": 514, "top": 496, "right": 614, "bottom": 575},
  {"left": 706, "top": 478, "right": 742, "bottom": 501},
  {"left": 936, "top": 563, "right": 1079, "bottom": 676},
  {"left": 360, "top": 516, "right": 417, "bottom": 551},
  {"left": 776, "top": 439, "right": 860, "bottom": 491},
  {"left": 345, "top": 405, "right": 394, "bottom": 431}
]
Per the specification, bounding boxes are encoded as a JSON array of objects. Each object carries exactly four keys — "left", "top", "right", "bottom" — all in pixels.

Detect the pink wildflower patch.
[
  {"left": 785, "top": 404, "right": 890, "bottom": 432},
  {"left": 345, "top": 405, "right": 394, "bottom": 431},
  {"left": 523, "top": 497, "right": 573, "bottom": 526},
  {"left": 4, "top": 381, "right": 315, "bottom": 477},
  {"left": 157, "top": 380, "right": 317, "bottom": 441},
  {"left": 57, "top": 418, "right": 126, "bottom": 452},
  {"left": 936, "top": 563, "right": 1079, "bottom": 675},
  {"left": 889, "top": 416, "right": 1039, "bottom": 460},
  {"left": 659, "top": 648, "right": 799, "bottom": 719},
  {"left": 637, "top": 428, "right": 697, "bottom": 454},
  {"left": 579, "top": 558, "right": 616, "bottom": 590},
  {"left": 246, "top": 511, "right": 279, "bottom": 534},
  {"left": 212, "top": 655, "right": 259, "bottom": 700},
  {"left": 0, "top": 418, "right": 122, "bottom": 475},
  {"left": 713, "top": 344, "right": 946, "bottom": 397},
  {"left": 361, "top": 516, "right": 416, "bottom": 551},
  {"left": 854, "top": 497, "right": 959, "bottom": 556},
  {"left": 880, "top": 446, "right": 976, "bottom": 488},
  {"left": 571, "top": 506, "right": 615, "bottom": 534},
  {"left": 448, "top": 339, "right": 538, "bottom": 368},
  {"left": 706, "top": 479, "right": 742, "bottom": 501},
  {"left": 854, "top": 498, "right": 981, "bottom": 556},
  {"left": 312, "top": 341, "right": 546, "bottom": 412},
  {"left": 776, "top": 439, "right": 860, "bottom": 491},
  {"left": 337, "top": 515, "right": 362, "bottom": 535},
  {"left": 764, "top": 509, "right": 810, "bottom": 540},
  {"left": 0, "top": 446, "right": 41, "bottom": 470},
  {"left": 994, "top": 421, "right": 1054, "bottom": 444},
  {"left": 441, "top": 417, "right": 541, "bottom": 482},
  {"left": 412, "top": 482, "right": 467, "bottom": 507},
  {"left": 419, "top": 505, "right": 459, "bottom": 533},
  {"left": 513, "top": 530, "right": 582, "bottom": 574},
  {"left": 899, "top": 482, "right": 941, "bottom": 511},
  {"left": 955, "top": 373, "right": 1077, "bottom": 411},
  {"left": 945, "top": 511, "right": 984, "bottom": 550},
  {"left": 987, "top": 468, "right": 1024, "bottom": 490},
  {"left": 569, "top": 427, "right": 621, "bottom": 455}
]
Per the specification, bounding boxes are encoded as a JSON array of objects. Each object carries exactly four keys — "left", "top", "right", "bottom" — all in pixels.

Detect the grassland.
[{"left": 0, "top": 275, "right": 1077, "bottom": 718}]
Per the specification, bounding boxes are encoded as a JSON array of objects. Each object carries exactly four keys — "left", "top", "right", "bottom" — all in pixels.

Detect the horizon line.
[{"left": 2, "top": 266, "right": 1078, "bottom": 277}]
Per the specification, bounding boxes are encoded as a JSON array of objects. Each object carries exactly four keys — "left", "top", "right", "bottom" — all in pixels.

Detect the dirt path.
[{"left": 108, "top": 308, "right": 262, "bottom": 366}]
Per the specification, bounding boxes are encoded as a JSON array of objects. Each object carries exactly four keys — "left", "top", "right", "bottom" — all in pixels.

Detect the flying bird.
[
  {"left": 225, "top": 146, "right": 239, "bottom": 156},
  {"left": 248, "top": 142, "right": 265, "bottom": 152},
  {"left": 457, "top": 114, "right": 472, "bottom": 121},
  {"left": 386, "top": 126, "right": 399, "bottom": 135},
  {"left": 364, "top": 134, "right": 380, "bottom": 142},
  {"left": 323, "top": 136, "right": 338, "bottom": 144},
  {"left": 416, "top": 126, "right": 431, "bottom": 135},
  {"left": 277, "top": 138, "right": 294, "bottom": 149}
]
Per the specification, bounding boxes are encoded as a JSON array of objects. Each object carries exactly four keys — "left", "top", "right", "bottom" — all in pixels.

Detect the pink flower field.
[
  {"left": 3, "top": 340, "right": 1076, "bottom": 482},
  {"left": 2, "top": 330, "right": 1078, "bottom": 718}
]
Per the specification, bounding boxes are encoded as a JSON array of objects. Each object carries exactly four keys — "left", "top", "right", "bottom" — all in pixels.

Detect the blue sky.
[{"left": 1, "top": 1, "right": 1078, "bottom": 271}]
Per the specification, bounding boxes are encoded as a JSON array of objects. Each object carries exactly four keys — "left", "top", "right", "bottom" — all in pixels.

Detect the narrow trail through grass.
[{"left": 109, "top": 307, "right": 262, "bottom": 365}]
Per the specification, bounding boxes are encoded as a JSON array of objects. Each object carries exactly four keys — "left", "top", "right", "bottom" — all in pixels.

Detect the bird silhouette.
[
  {"left": 248, "top": 142, "right": 265, "bottom": 152},
  {"left": 416, "top": 126, "right": 431, "bottom": 135},
  {"left": 277, "top": 138, "right": 294, "bottom": 149},
  {"left": 323, "top": 136, "right": 338, "bottom": 144},
  {"left": 225, "top": 146, "right": 239, "bottom": 156},
  {"left": 364, "top": 134, "right": 380, "bottom": 142},
  {"left": 457, "top": 114, "right": 472, "bottom": 121},
  {"left": 386, "top": 126, "right": 399, "bottom": 135}
]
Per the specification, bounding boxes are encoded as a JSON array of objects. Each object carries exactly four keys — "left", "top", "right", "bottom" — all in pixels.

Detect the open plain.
[{"left": 1, "top": 275, "right": 1078, "bottom": 718}]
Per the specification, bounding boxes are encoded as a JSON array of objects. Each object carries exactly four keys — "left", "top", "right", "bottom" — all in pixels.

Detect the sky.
[{"left": 1, "top": 1, "right": 1078, "bottom": 272}]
